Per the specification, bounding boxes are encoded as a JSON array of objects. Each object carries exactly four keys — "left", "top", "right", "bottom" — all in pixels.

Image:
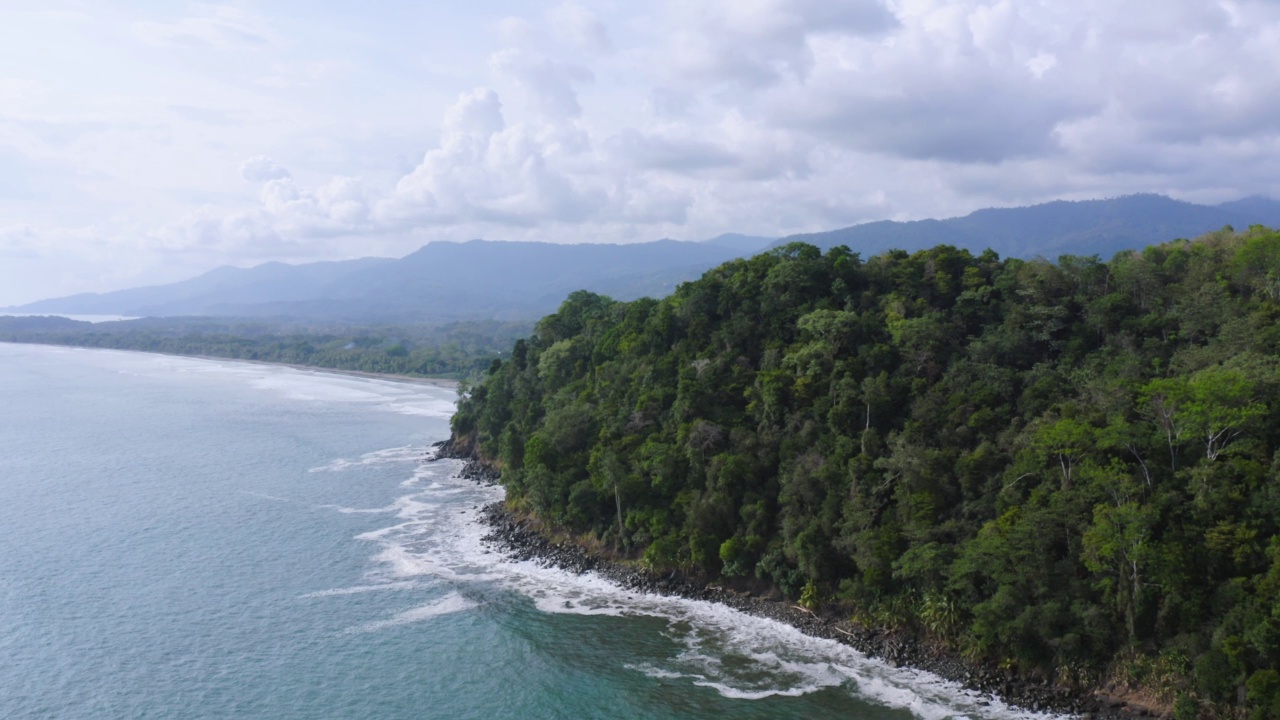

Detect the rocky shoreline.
[{"left": 434, "top": 441, "right": 1152, "bottom": 719}]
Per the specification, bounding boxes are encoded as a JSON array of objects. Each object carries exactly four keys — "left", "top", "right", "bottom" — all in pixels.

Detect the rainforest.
[{"left": 452, "top": 226, "right": 1280, "bottom": 717}]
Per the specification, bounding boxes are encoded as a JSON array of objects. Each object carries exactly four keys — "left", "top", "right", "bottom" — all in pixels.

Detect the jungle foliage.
[{"left": 453, "top": 226, "right": 1280, "bottom": 714}]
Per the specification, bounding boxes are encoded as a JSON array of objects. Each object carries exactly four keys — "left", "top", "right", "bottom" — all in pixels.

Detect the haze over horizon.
[{"left": 3, "top": 1, "right": 1280, "bottom": 306}]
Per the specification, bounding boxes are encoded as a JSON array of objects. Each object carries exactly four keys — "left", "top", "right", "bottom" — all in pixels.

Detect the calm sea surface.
[{"left": 0, "top": 344, "right": 1047, "bottom": 719}]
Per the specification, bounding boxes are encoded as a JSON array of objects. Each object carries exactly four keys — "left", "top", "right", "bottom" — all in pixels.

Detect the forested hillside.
[{"left": 453, "top": 226, "right": 1280, "bottom": 716}]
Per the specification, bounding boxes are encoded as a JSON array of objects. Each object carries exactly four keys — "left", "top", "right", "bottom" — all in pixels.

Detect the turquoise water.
[{"left": 0, "top": 344, "right": 1044, "bottom": 719}]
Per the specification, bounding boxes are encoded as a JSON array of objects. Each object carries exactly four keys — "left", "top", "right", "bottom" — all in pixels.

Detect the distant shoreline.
[
  {"left": 0, "top": 341, "right": 461, "bottom": 389},
  {"left": 212, "top": 357, "right": 461, "bottom": 388}
]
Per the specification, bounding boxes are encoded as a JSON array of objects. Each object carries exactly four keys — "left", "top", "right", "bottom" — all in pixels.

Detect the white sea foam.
[
  {"left": 343, "top": 592, "right": 476, "bottom": 634},
  {"left": 239, "top": 491, "right": 303, "bottom": 504},
  {"left": 251, "top": 374, "right": 388, "bottom": 403},
  {"left": 245, "top": 372, "right": 456, "bottom": 418},
  {"left": 67, "top": 349, "right": 458, "bottom": 419},
  {"left": 626, "top": 663, "right": 685, "bottom": 680},
  {"left": 336, "top": 493, "right": 443, "bottom": 521},
  {"left": 299, "top": 580, "right": 427, "bottom": 598},
  {"left": 379, "top": 398, "right": 457, "bottom": 419},
  {"left": 472, "top": 525, "right": 1056, "bottom": 718},
  {"left": 330, "top": 451, "right": 1061, "bottom": 720},
  {"left": 693, "top": 679, "right": 832, "bottom": 700},
  {"left": 339, "top": 464, "right": 506, "bottom": 587},
  {"left": 309, "top": 445, "right": 424, "bottom": 473}
]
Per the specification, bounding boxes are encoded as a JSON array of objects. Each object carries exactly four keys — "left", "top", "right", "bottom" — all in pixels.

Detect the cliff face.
[{"left": 453, "top": 232, "right": 1280, "bottom": 716}]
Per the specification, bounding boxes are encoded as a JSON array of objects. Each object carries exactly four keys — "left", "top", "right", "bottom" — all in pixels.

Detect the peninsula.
[{"left": 449, "top": 227, "right": 1280, "bottom": 719}]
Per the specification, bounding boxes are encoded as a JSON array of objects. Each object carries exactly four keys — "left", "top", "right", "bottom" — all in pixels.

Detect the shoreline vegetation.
[
  {"left": 194, "top": 356, "right": 462, "bottom": 388},
  {"left": 449, "top": 228, "right": 1280, "bottom": 720},
  {"left": 0, "top": 316, "right": 528, "bottom": 383},
  {"left": 439, "top": 443, "right": 1138, "bottom": 718},
  {"left": 0, "top": 341, "right": 462, "bottom": 388}
]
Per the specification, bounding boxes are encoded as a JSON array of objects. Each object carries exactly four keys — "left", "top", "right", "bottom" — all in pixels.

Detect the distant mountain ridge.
[
  {"left": 217, "top": 239, "right": 751, "bottom": 322},
  {"left": 775, "top": 194, "right": 1280, "bottom": 258},
  {"left": 699, "top": 233, "right": 777, "bottom": 253},
  {"left": 8, "top": 194, "right": 1278, "bottom": 323},
  {"left": 8, "top": 239, "right": 752, "bottom": 323},
  {"left": 14, "top": 257, "right": 394, "bottom": 318}
]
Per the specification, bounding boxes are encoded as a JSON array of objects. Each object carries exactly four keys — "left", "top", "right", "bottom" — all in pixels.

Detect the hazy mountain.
[
  {"left": 6, "top": 240, "right": 743, "bottom": 323},
  {"left": 775, "top": 194, "right": 1280, "bottom": 259},
  {"left": 234, "top": 239, "right": 745, "bottom": 322},
  {"left": 1217, "top": 196, "right": 1280, "bottom": 226},
  {"left": 11, "top": 195, "right": 1277, "bottom": 323},
  {"left": 11, "top": 257, "right": 393, "bottom": 317},
  {"left": 700, "top": 233, "right": 777, "bottom": 253}
]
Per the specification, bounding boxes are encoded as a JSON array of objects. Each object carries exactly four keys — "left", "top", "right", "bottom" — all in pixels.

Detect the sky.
[{"left": 2, "top": 0, "right": 1280, "bottom": 306}]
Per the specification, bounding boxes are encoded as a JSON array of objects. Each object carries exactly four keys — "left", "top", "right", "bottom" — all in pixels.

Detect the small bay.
[{"left": 0, "top": 344, "right": 1046, "bottom": 719}]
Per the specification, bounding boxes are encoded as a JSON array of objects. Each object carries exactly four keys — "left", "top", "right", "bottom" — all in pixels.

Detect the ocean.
[{"left": 0, "top": 344, "right": 1049, "bottom": 719}]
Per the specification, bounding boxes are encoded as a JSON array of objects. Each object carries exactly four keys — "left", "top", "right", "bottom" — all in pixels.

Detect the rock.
[{"left": 450, "top": 449, "right": 1103, "bottom": 719}]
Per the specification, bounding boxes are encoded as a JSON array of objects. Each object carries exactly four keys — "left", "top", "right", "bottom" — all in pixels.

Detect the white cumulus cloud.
[
  {"left": 6, "top": 0, "right": 1280, "bottom": 305},
  {"left": 239, "top": 156, "right": 291, "bottom": 182}
]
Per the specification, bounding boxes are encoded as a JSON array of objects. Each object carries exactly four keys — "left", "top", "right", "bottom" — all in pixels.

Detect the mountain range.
[
  {"left": 7, "top": 194, "right": 1278, "bottom": 323},
  {"left": 779, "top": 193, "right": 1280, "bottom": 257},
  {"left": 8, "top": 239, "right": 753, "bottom": 323}
]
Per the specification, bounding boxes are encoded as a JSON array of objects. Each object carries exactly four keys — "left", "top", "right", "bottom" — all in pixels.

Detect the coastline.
[
  {"left": 0, "top": 341, "right": 461, "bottom": 388},
  {"left": 439, "top": 444, "right": 1155, "bottom": 720},
  {"left": 212, "top": 357, "right": 460, "bottom": 388}
]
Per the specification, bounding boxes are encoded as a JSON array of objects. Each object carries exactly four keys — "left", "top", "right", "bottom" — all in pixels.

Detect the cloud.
[
  {"left": 0, "top": 147, "right": 40, "bottom": 200},
  {"left": 0, "top": 225, "right": 41, "bottom": 258},
  {"left": 261, "top": 175, "right": 372, "bottom": 234},
  {"left": 240, "top": 156, "right": 291, "bottom": 182},
  {"left": 605, "top": 113, "right": 811, "bottom": 180},
  {"left": 637, "top": 0, "right": 1280, "bottom": 175},
  {"left": 110, "top": 0, "right": 1280, "bottom": 259},
  {"left": 659, "top": 0, "right": 898, "bottom": 90},
  {"left": 152, "top": 206, "right": 285, "bottom": 256},
  {"left": 148, "top": 172, "right": 376, "bottom": 257},
  {"left": 0, "top": 77, "right": 46, "bottom": 105},
  {"left": 255, "top": 60, "right": 349, "bottom": 89},
  {"left": 12, "top": 0, "right": 1280, "bottom": 307},
  {"left": 133, "top": 5, "right": 274, "bottom": 50},
  {"left": 768, "top": 53, "right": 1094, "bottom": 163},
  {"left": 605, "top": 129, "right": 739, "bottom": 173},
  {"left": 171, "top": 105, "right": 238, "bottom": 126},
  {"left": 674, "top": 2, "right": 1088, "bottom": 164},
  {"left": 490, "top": 49, "right": 594, "bottom": 119},
  {"left": 1026, "top": 52, "right": 1056, "bottom": 79},
  {"left": 378, "top": 88, "right": 618, "bottom": 227},
  {"left": 548, "top": 3, "right": 613, "bottom": 53}
]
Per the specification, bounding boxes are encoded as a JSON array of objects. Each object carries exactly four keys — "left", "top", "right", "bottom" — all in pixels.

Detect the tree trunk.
[{"left": 614, "top": 483, "right": 624, "bottom": 542}]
